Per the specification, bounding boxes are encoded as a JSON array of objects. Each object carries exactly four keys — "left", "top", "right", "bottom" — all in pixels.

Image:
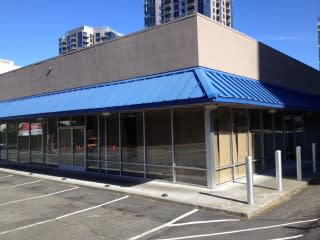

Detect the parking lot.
[{"left": 0, "top": 171, "right": 318, "bottom": 240}]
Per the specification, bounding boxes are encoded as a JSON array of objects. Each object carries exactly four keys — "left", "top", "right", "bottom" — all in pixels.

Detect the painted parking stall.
[{"left": 0, "top": 172, "right": 317, "bottom": 240}]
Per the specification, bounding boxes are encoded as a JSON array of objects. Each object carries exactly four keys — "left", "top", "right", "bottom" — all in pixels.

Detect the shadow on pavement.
[
  {"left": 199, "top": 192, "right": 248, "bottom": 204},
  {"left": 0, "top": 162, "right": 149, "bottom": 188}
]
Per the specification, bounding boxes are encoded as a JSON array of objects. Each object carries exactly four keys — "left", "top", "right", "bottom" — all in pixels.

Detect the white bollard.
[
  {"left": 296, "top": 146, "right": 302, "bottom": 181},
  {"left": 275, "top": 150, "right": 283, "bottom": 191},
  {"left": 312, "top": 143, "right": 317, "bottom": 174},
  {"left": 246, "top": 156, "right": 254, "bottom": 205}
]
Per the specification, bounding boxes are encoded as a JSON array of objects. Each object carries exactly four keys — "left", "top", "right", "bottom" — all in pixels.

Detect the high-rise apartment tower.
[
  {"left": 144, "top": 0, "right": 232, "bottom": 28},
  {"left": 59, "top": 26, "right": 123, "bottom": 55}
]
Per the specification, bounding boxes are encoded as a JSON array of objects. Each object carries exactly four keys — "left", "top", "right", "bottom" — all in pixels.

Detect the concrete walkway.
[{"left": 0, "top": 167, "right": 311, "bottom": 219}]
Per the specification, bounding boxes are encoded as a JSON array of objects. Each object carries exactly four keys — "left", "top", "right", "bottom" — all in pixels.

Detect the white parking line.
[
  {"left": 269, "top": 235, "right": 304, "bottom": 240},
  {"left": 128, "top": 209, "right": 199, "bottom": 240},
  {"left": 170, "top": 219, "right": 240, "bottom": 227},
  {"left": 157, "top": 218, "right": 319, "bottom": 240},
  {"left": 0, "top": 186, "right": 79, "bottom": 206},
  {"left": 0, "top": 180, "right": 42, "bottom": 189},
  {"left": 0, "top": 195, "right": 129, "bottom": 236},
  {"left": 0, "top": 175, "right": 13, "bottom": 179}
]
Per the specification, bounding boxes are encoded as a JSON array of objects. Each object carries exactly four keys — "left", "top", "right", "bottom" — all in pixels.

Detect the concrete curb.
[
  {"left": 248, "top": 182, "right": 308, "bottom": 219},
  {"left": 0, "top": 167, "right": 310, "bottom": 219}
]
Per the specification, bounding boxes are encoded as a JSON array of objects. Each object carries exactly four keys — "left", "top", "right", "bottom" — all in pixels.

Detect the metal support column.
[
  {"left": 97, "top": 115, "right": 100, "bottom": 173},
  {"left": 275, "top": 150, "right": 283, "bottom": 191},
  {"left": 143, "top": 111, "right": 146, "bottom": 179},
  {"left": 171, "top": 109, "right": 176, "bottom": 183},
  {"left": 312, "top": 143, "right": 317, "bottom": 174},
  {"left": 296, "top": 146, "right": 302, "bottom": 181},
  {"left": 205, "top": 107, "right": 216, "bottom": 188},
  {"left": 246, "top": 156, "right": 254, "bottom": 205},
  {"left": 119, "top": 113, "right": 122, "bottom": 176}
]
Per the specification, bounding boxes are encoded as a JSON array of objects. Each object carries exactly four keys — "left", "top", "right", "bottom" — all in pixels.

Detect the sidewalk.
[{"left": 0, "top": 166, "right": 312, "bottom": 219}]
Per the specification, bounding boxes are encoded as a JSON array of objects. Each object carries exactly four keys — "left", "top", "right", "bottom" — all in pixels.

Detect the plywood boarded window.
[
  {"left": 214, "top": 108, "right": 232, "bottom": 184},
  {"left": 233, "top": 109, "right": 248, "bottom": 179}
]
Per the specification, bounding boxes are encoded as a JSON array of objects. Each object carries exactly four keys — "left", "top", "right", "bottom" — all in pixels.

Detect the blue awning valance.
[{"left": 0, "top": 67, "right": 319, "bottom": 120}]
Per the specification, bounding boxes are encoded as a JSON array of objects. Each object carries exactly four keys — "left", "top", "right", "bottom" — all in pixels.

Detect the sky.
[{"left": 1, "top": 0, "right": 319, "bottom": 70}]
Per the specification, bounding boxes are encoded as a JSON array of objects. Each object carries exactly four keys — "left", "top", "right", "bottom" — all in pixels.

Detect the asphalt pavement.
[{"left": 0, "top": 171, "right": 319, "bottom": 239}]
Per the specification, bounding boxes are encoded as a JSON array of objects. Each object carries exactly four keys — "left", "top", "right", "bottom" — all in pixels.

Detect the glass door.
[
  {"left": 73, "top": 128, "right": 85, "bottom": 168},
  {"left": 59, "top": 128, "right": 85, "bottom": 170},
  {"left": 59, "top": 128, "right": 72, "bottom": 167}
]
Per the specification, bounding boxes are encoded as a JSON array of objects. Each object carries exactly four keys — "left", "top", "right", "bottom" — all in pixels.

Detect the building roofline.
[{"left": 3, "top": 13, "right": 319, "bottom": 77}]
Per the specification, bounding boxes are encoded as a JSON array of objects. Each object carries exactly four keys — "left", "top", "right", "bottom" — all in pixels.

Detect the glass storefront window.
[
  {"left": 174, "top": 108, "right": 206, "bottom": 186},
  {"left": 59, "top": 116, "right": 85, "bottom": 127},
  {"left": 86, "top": 115, "right": 99, "bottom": 160},
  {"left": 0, "top": 122, "right": 7, "bottom": 161},
  {"left": 100, "top": 113, "right": 120, "bottom": 175},
  {"left": 121, "top": 112, "right": 144, "bottom": 178},
  {"left": 59, "top": 117, "right": 72, "bottom": 127},
  {"left": 86, "top": 115, "right": 99, "bottom": 172},
  {"left": 274, "top": 112, "right": 284, "bottom": 156},
  {"left": 249, "top": 110, "right": 262, "bottom": 161},
  {"left": 45, "top": 118, "right": 58, "bottom": 166},
  {"left": 145, "top": 110, "right": 172, "bottom": 181},
  {"left": 263, "top": 111, "right": 274, "bottom": 169},
  {"left": 30, "top": 120, "right": 44, "bottom": 165},
  {"left": 295, "top": 113, "right": 304, "bottom": 148},
  {"left": 7, "top": 121, "right": 18, "bottom": 163},
  {"left": 18, "top": 121, "right": 30, "bottom": 164}
]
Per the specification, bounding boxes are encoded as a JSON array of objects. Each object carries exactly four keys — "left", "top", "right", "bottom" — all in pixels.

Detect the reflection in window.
[
  {"left": 249, "top": 110, "right": 262, "bottom": 172},
  {"left": 86, "top": 116, "right": 98, "bottom": 171},
  {"left": 0, "top": 122, "right": 7, "bottom": 161},
  {"left": 263, "top": 111, "right": 274, "bottom": 169},
  {"left": 145, "top": 110, "right": 172, "bottom": 181},
  {"left": 59, "top": 116, "right": 85, "bottom": 127},
  {"left": 31, "top": 120, "right": 43, "bottom": 165},
  {"left": 7, "top": 121, "right": 18, "bottom": 163},
  {"left": 100, "top": 113, "right": 120, "bottom": 175},
  {"left": 18, "top": 121, "right": 30, "bottom": 164},
  {"left": 295, "top": 113, "right": 304, "bottom": 149},
  {"left": 174, "top": 108, "right": 206, "bottom": 186},
  {"left": 45, "top": 118, "right": 58, "bottom": 166},
  {"left": 274, "top": 112, "right": 284, "bottom": 155}
]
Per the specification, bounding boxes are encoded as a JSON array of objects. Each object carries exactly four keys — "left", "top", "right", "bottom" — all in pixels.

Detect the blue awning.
[
  {"left": 196, "top": 67, "right": 320, "bottom": 110},
  {"left": 0, "top": 69, "right": 207, "bottom": 119},
  {"left": 0, "top": 67, "right": 319, "bottom": 120}
]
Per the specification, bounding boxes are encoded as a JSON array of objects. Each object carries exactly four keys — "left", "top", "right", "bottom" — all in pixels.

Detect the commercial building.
[
  {"left": 0, "top": 14, "right": 319, "bottom": 188},
  {"left": 59, "top": 26, "right": 123, "bottom": 55},
  {"left": 144, "top": 0, "right": 232, "bottom": 28},
  {"left": 145, "top": 0, "right": 162, "bottom": 28},
  {"left": 0, "top": 59, "right": 20, "bottom": 75}
]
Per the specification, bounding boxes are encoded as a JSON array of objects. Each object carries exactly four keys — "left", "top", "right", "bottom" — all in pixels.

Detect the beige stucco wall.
[
  {"left": 197, "top": 15, "right": 259, "bottom": 80},
  {"left": 197, "top": 14, "right": 320, "bottom": 95},
  {"left": 0, "top": 16, "right": 198, "bottom": 101}
]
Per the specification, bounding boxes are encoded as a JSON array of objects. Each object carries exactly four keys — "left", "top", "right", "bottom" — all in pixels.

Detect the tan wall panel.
[
  {"left": 197, "top": 15, "right": 259, "bottom": 80},
  {"left": 216, "top": 168, "right": 232, "bottom": 184},
  {"left": 218, "top": 134, "right": 231, "bottom": 166},
  {"left": 237, "top": 133, "right": 248, "bottom": 162},
  {"left": 232, "top": 133, "right": 237, "bottom": 164},
  {"left": 0, "top": 16, "right": 199, "bottom": 101},
  {"left": 197, "top": 15, "right": 320, "bottom": 95}
]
